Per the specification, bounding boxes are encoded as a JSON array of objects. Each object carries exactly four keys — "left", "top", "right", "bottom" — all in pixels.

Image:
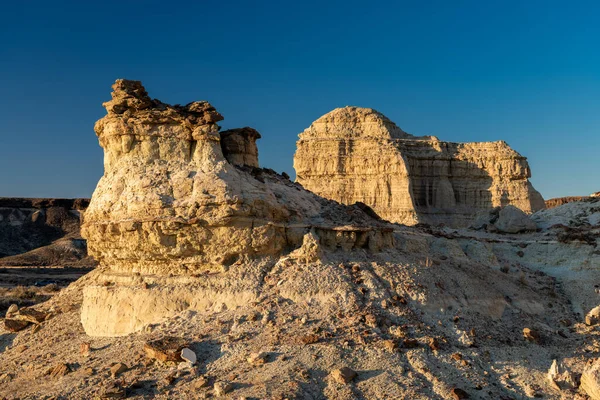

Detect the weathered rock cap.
[
  {"left": 301, "top": 106, "right": 415, "bottom": 139},
  {"left": 220, "top": 127, "right": 261, "bottom": 168},
  {"left": 95, "top": 79, "right": 224, "bottom": 140}
]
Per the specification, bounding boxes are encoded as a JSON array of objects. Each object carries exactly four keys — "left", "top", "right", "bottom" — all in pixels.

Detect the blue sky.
[{"left": 0, "top": 1, "right": 598, "bottom": 199}]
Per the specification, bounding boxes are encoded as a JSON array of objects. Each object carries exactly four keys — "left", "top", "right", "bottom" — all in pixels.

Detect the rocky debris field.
[
  {"left": 0, "top": 200, "right": 599, "bottom": 399},
  {"left": 0, "top": 266, "right": 92, "bottom": 316}
]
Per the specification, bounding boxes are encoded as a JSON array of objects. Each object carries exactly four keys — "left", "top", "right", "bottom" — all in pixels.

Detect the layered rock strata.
[
  {"left": 81, "top": 80, "right": 392, "bottom": 336},
  {"left": 294, "top": 107, "right": 545, "bottom": 227}
]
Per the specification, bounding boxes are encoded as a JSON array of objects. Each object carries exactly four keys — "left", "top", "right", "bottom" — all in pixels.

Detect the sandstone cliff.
[{"left": 294, "top": 107, "right": 545, "bottom": 227}]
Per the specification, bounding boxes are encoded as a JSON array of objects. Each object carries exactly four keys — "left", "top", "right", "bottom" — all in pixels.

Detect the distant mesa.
[
  {"left": 545, "top": 192, "right": 600, "bottom": 209},
  {"left": 0, "top": 197, "right": 93, "bottom": 267},
  {"left": 294, "top": 106, "right": 545, "bottom": 227}
]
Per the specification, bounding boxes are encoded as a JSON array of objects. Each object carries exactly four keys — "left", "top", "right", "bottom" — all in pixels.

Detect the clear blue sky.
[{"left": 0, "top": 1, "right": 598, "bottom": 199}]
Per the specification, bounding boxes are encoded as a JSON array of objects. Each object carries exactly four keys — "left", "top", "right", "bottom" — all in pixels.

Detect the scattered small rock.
[
  {"left": 299, "top": 334, "right": 319, "bottom": 345},
  {"left": 162, "top": 371, "right": 176, "bottom": 386},
  {"left": 450, "top": 387, "right": 469, "bottom": 399},
  {"left": 364, "top": 314, "right": 378, "bottom": 328},
  {"left": 47, "top": 363, "right": 71, "bottom": 378},
  {"left": 389, "top": 325, "right": 406, "bottom": 338},
  {"left": 194, "top": 375, "right": 210, "bottom": 388},
  {"left": 181, "top": 348, "right": 197, "bottom": 364},
  {"left": 213, "top": 381, "right": 233, "bottom": 396},
  {"left": 428, "top": 337, "right": 440, "bottom": 351},
  {"left": 80, "top": 342, "right": 91, "bottom": 357},
  {"left": 331, "top": 367, "right": 357, "bottom": 384},
  {"left": 6, "top": 304, "right": 18, "bottom": 317},
  {"left": 247, "top": 351, "right": 268, "bottom": 365},
  {"left": 523, "top": 328, "right": 541, "bottom": 344},
  {"left": 586, "top": 305, "right": 600, "bottom": 326},
  {"left": 99, "top": 383, "right": 126, "bottom": 399},
  {"left": 4, "top": 319, "right": 30, "bottom": 332},
  {"left": 13, "top": 308, "right": 48, "bottom": 324},
  {"left": 382, "top": 339, "right": 397, "bottom": 352},
  {"left": 110, "top": 363, "right": 128, "bottom": 378},
  {"left": 401, "top": 338, "right": 419, "bottom": 349}
]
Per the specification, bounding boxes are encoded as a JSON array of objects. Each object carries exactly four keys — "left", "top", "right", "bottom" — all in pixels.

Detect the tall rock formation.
[
  {"left": 294, "top": 106, "right": 545, "bottom": 227},
  {"left": 81, "top": 80, "right": 392, "bottom": 336}
]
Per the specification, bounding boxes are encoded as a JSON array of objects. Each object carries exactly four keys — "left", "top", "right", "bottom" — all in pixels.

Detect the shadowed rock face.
[
  {"left": 0, "top": 198, "right": 91, "bottom": 266},
  {"left": 220, "top": 127, "right": 261, "bottom": 168},
  {"left": 294, "top": 106, "right": 545, "bottom": 227}
]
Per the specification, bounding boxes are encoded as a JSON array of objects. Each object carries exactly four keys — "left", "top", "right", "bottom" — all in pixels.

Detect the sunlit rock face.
[
  {"left": 81, "top": 81, "right": 392, "bottom": 336},
  {"left": 294, "top": 106, "right": 545, "bottom": 227}
]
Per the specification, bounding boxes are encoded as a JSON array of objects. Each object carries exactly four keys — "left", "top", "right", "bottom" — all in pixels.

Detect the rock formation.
[
  {"left": 3, "top": 81, "right": 600, "bottom": 399},
  {"left": 220, "top": 127, "right": 261, "bottom": 168},
  {"left": 294, "top": 106, "right": 545, "bottom": 227},
  {"left": 81, "top": 80, "right": 392, "bottom": 336}
]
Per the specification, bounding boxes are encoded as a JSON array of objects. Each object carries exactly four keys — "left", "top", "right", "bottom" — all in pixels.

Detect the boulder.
[
  {"left": 547, "top": 359, "right": 577, "bottom": 390},
  {"left": 582, "top": 359, "right": 600, "bottom": 400},
  {"left": 144, "top": 337, "right": 187, "bottom": 363},
  {"left": 470, "top": 207, "right": 500, "bottom": 230},
  {"left": 494, "top": 205, "right": 537, "bottom": 233},
  {"left": 330, "top": 367, "right": 357, "bottom": 384},
  {"left": 586, "top": 305, "right": 600, "bottom": 326}
]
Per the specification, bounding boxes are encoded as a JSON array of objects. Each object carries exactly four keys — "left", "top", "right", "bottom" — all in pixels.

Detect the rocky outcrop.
[
  {"left": 582, "top": 359, "right": 600, "bottom": 400},
  {"left": 294, "top": 106, "right": 545, "bottom": 227},
  {"left": 220, "top": 127, "right": 261, "bottom": 168},
  {"left": 81, "top": 80, "right": 392, "bottom": 336}
]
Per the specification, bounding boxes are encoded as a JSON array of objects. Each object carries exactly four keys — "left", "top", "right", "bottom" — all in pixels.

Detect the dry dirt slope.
[{"left": 0, "top": 200, "right": 599, "bottom": 400}]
